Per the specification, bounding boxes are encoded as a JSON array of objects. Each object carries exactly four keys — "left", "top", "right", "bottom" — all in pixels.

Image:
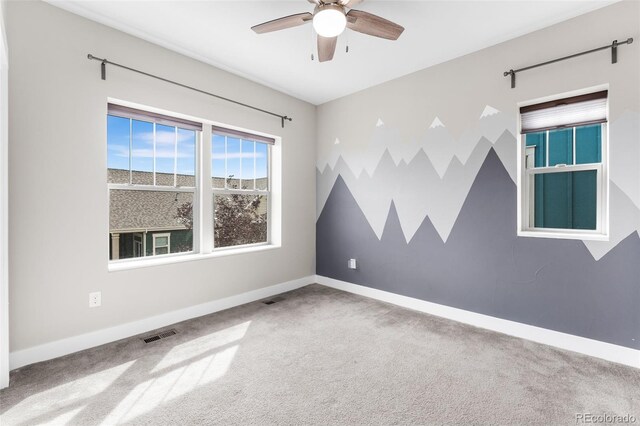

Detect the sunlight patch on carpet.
[
  {"left": 102, "top": 345, "right": 239, "bottom": 424},
  {"left": 3, "top": 361, "right": 135, "bottom": 424},
  {"left": 151, "top": 321, "right": 250, "bottom": 373}
]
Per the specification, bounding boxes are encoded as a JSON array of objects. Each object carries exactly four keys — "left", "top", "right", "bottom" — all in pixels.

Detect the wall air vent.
[{"left": 142, "top": 328, "right": 177, "bottom": 344}]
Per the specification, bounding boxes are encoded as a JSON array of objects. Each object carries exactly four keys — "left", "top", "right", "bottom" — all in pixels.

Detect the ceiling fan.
[{"left": 251, "top": 0, "right": 404, "bottom": 62}]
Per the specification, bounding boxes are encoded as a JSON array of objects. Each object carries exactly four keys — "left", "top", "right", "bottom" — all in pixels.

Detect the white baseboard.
[
  {"left": 315, "top": 275, "right": 640, "bottom": 369},
  {"left": 9, "top": 275, "right": 315, "bottom": 371}
]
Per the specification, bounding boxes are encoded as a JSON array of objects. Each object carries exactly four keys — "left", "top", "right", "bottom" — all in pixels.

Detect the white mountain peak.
[
  {"left": 430, "top": 117, "right": 445, "bottom": 129},
  {"left": 480, "top": 105, "right": 500, "bottom": 118},
  {"left": 376, "top": 118, "right": 384, "bottom": 127}
]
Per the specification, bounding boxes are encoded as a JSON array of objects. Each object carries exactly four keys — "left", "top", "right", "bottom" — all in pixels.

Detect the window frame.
[
  {"left": 106, "top": 100, "right": 281, "bottom": 271},
  {"left": 516, "top": 88, "right": 609, "bottom": 241},
  {"left": 152, "top": 233, "right": 171, "bottom": 256}
]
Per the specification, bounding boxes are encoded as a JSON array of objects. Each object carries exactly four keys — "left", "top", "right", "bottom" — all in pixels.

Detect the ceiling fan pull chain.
[
  {"left": 346, "top": 29, "right": 349, "bottom": 53},
  {"left": 310, "top": 24, "right": 315, "bottom": 61}
]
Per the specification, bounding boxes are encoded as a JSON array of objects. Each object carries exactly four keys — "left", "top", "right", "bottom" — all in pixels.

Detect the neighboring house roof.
[
  {"left": 110, "top": 187, "right": 191, "bottom": 233},
  {"left": 108, "top": 169, "right": 267, "bottom": 233}
]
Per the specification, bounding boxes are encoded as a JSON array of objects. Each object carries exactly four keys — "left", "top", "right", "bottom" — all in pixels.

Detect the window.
[
  {"left": 211, "top": 126, "right": 272, "bottom": 248},
  {"left": 152, "top": 233, "right": 171, "bottom": 256},
  {"left": 518, "top": 90, "right": 608, "bottom": 239},
  {"left": 107, "top": 102, "right": 278, "bottom": 266},
  {"left": 108, "top": 104, "right": 199, "bottom": 261}
]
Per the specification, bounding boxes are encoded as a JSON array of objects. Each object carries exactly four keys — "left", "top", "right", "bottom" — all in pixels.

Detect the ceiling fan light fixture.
[{"left": 313, "top": 5, "right": 347, "bottom": 38}]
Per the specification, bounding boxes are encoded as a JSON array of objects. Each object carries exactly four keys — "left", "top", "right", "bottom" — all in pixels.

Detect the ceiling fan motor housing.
[{"left": 313, "top": 3, "right": 347, "bottom": 38}]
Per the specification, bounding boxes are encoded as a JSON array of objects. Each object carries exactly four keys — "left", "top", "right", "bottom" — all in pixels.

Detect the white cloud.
[
  {"left": 109, "top": 146, "right": 194, "bottom": 159},
  {"left": 110, "top": 143, "right": 265, "bottom": 160},
  {"left": 212, "top": 152, "right": 266, "bottom": 160},
  {"left": 126, "top": 131, "right": 196, "bottom": 146}
]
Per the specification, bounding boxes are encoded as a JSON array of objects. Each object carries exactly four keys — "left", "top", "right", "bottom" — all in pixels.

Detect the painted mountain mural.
[
  {"left": 317, "top": 130, "right": 516, "bottom": 243},
  {"left": 317, "top": 111, "right": 640, "bottom": 260},
  {"left": 317, "top": 149, "right": 640, "bottom": 350}
]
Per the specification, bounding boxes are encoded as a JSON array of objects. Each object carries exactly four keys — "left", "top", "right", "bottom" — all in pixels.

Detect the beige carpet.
[{"left": 1, "top": 284, "right": 638, "bottom": 425}]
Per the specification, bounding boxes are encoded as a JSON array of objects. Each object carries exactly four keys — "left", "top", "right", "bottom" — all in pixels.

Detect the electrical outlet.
[
  {"left": 89, "top": 291, "right": 101, "bottom": 308},
  {"left": 348, "top": 259, "right": 357, "bottom": 269}
]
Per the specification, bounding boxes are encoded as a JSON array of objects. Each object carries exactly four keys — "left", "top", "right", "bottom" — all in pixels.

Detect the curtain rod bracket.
[
  {"left": 503, "top": 70, "right": 516, "bottom": 88},
  {"left": 281, "top": 116, "right": 292, "bottom": 128}
]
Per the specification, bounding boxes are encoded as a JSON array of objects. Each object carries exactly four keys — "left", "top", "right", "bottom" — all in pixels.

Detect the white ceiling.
[{"left": 48, "top": 0, "right": 617, "bottom": 105}]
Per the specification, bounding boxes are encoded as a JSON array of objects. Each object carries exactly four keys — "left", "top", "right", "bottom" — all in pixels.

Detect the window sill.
[
  {"left": 518, "top": 230, "right": 609, "bottom": 242},
  {"left": 108, "top": 243, "right": 280, "bottom": 272}
]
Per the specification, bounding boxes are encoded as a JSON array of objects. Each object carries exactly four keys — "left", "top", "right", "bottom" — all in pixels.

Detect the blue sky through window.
[
  {"left": 107, "top": 115, "right": 129, "bottom": 171},
  {"left": 132, "top": 119, "right": 154, "bottom": 173},
  {"left": 212, "top": 134, "right": 226, "bottom": 180},
  {"left": 178, "top": 129, "right": 196, "bottom": 176},
  {"left": 155, "top": 124, "right": 175, "bottom": 175},
  {"left": 211, "top": 134, "right": 268, "bottom": 179},
  {"left": 256, "top": 142, "right": 267, "bottom": 179},
  {"left": 226, "top": 137, "right": 241, "bottom": 181},
  {"left": 107, "top": 115, "right": 196, "bottom": 177},
  {"left": 242, "top": 140, "right": 255, "bottom": 183}
]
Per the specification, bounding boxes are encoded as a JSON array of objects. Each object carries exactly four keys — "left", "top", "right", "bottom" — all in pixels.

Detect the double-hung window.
[
  {"left": 107, "top": 104, "right": 199, "bottom": 261},
  {"left": 518, "top": 90, "right": 608, "bottom": 239},
  {"left": 211, "top": 127, "right": 272, "bottom": 248},
  {"left": 107, "top": 102, "right": 277, "bottom": 266}
]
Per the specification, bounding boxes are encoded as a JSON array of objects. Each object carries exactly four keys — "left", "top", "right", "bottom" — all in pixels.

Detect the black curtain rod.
[
  {"left": 503, "top": 38, "right": 633, "bottom": 88},
  {"left": 87, "top": 54, "right": 293, "bottom": 128}
]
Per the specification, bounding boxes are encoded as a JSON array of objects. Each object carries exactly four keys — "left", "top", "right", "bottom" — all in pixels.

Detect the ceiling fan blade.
[
  {"left": 251, "top": 13, "right": 313, "bottom": 34},
  {"left": 317, "top": 35, "right": 337, "bottom": 62},
  {"left": 339, "top": 0, "right": 363, "bottom": 8},
  {"left": 346, "top": 10, "right": 404, "bottom": 40}
]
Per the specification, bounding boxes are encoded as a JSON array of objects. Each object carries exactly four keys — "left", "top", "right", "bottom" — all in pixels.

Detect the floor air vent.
[
  {"left": 142, "top": 329, "right": 177, "bottom": 344},
  {"left": 262, "top": 296, "right": 285, "bottom": 305}
]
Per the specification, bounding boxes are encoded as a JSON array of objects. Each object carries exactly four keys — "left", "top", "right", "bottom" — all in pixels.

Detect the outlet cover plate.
[{"left": 89, "top": 291, "right": 101, "bottom": 308}]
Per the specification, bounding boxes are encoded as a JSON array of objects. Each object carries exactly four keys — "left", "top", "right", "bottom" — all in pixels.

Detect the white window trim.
[
  {"left": 107, "top": 99, "right": 282, "bottom": 271},
  {"left": 516, "top": 87, "right": 609, "bottom": 242},
  {"left": 109, "top": 243, "right": 280, "bottom": 272}
]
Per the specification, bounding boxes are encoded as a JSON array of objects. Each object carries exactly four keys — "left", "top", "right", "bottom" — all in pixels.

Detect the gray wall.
[
  {"left": 6, "top": 1, "right": 316, "bottom": 352},
  {"left": 316, "top": 1, "right": 640, "bottom": 349}
]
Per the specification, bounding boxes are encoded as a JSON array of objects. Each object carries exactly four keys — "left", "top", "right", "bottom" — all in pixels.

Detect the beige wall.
[{"left": 6, "top": 1, "right": 316, "bottom": 352}]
